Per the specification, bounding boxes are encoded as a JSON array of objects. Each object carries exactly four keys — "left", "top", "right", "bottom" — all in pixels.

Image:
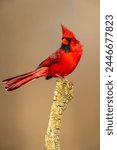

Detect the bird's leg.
[
  {"left": 55, "top": 74, "right": 64, "bottom": 80},
  {"left": 55, "top": 74, "right": 74, "bottom": 86}
]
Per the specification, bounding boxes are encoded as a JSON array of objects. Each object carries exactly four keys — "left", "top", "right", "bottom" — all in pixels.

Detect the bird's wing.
[{"left": 36, "top": 50, "right": 60, "bottom": 69}]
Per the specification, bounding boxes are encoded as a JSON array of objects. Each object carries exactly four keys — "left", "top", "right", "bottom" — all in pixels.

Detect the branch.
[{"left": 45, "top": 78, "right": 74, "bottom": 150}]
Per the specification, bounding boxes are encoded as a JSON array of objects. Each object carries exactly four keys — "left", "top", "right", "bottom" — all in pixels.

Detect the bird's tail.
[{"left": 2, "top": 67, "right": 48, "bottom": 91}]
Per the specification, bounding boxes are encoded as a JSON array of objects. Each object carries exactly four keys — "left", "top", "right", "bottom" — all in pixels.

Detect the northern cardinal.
[{"left": 2, "top": 25, "right": 83, "bottom": 91}]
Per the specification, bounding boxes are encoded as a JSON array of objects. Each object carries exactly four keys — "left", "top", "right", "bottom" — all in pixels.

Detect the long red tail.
[{"left": 2, "top": 68, "right": 48, "bottom": 91}]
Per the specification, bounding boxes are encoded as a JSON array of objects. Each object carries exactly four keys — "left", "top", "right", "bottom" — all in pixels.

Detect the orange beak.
[{"left": 62, "top": 38, "right": 68, "bottom": 45}]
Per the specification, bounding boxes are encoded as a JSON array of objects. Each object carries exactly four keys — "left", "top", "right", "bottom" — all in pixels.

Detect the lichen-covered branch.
[{"left": 45, "top": 78, "right": 74, "bottom": 150}]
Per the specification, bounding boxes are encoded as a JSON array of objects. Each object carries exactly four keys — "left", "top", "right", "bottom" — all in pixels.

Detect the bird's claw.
[{"left": 55, "top": 74, "right": 64, "bottom": 80}]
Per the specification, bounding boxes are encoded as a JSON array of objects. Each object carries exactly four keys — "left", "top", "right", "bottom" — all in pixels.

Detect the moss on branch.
[{"left": 45, "top": 78, "right": 73, "bottom": 150}]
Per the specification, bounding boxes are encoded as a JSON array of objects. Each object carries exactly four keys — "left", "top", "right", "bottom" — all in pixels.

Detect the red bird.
[{"left": 2, "top": 25, "right": 83, "bottom": 91}]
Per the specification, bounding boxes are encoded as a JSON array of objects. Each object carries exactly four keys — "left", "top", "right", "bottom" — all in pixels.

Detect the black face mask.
[{"left": 61, "top": 38, "right": 72, "bottom": 52}]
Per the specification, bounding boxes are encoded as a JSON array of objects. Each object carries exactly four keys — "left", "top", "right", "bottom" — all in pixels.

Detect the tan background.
[{"left": 0, "top": 0, "right": 99, "bottom": 150}]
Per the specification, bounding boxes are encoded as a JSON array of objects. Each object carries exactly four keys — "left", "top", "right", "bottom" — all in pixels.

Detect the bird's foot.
[
  {"left": 55, "top": 74, "right": 74, "bottom": 85},
  {"left": 55, "top": 74, "right": 64, "bottom": 80}
]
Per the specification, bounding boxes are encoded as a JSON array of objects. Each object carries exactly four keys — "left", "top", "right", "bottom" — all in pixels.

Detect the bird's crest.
[{"left": 61, "top": 24, "right": 74, "bottom": 38}]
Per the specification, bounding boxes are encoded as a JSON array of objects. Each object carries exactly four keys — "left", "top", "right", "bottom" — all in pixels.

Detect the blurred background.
[{"left": 0, "top": 0, "right": 99, "bottom": 150}]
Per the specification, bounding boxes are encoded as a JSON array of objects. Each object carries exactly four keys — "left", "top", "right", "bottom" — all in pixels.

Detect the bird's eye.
[{"left": 62, "top": 38, "right": 68, "bottom": 45}]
